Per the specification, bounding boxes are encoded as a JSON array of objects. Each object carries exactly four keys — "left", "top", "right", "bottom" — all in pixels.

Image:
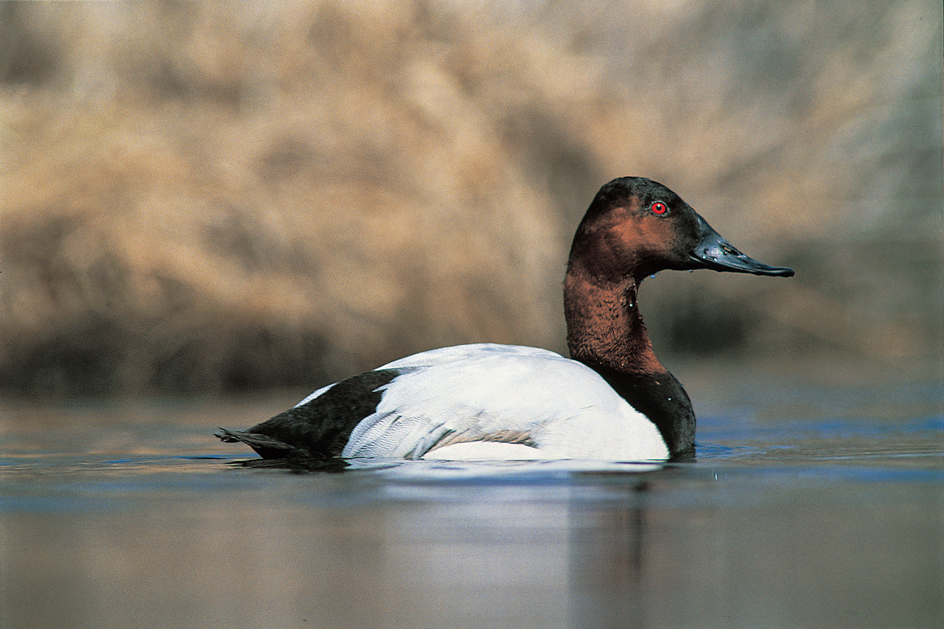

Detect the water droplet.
[{"left": 650, "top": 274, "right": 657, "bottom": 279}]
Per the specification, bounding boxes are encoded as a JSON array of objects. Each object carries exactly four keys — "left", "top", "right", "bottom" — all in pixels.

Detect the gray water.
[{"left": 2, "top": 376, "right": 942, "bottom": 629}]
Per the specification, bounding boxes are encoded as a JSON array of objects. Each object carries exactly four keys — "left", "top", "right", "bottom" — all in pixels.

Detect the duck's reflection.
[
  {"left": 377, "top": 465, "right": 662, "bottom": 628},
  {"left": 568, "top": 481, "right": 650, "bottom": 629}
]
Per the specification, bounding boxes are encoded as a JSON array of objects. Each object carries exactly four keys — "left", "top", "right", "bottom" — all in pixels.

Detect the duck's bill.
[{"left": 690, "top": 217, "right": 795, "bottom": 277}]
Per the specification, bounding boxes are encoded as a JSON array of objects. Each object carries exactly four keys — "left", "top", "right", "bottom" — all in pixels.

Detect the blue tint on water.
[{"left": 1, "top": 381, "right": 942, "bottom": 629}]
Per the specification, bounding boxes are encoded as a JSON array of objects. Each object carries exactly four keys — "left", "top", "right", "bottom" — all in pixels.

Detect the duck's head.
[{"left": 568, "top": 176, "right": 795, "bottom": 282}]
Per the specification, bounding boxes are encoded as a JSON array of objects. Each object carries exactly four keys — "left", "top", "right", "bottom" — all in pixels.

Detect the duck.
[{"left": 217, "top": 176, "right": 793, "bottom": 466}]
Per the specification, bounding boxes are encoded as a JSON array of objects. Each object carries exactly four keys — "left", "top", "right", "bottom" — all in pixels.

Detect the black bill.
[{"left": 690, "top": 216, "right": 795, "bottom": 277}]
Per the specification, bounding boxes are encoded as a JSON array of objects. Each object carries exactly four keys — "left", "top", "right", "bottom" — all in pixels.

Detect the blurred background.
[{"left": 1, "top": 0, "right": 941, "bottom": 398}]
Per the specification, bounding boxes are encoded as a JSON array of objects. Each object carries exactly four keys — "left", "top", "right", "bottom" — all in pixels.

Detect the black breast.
[{"left": 582, "top": 363, "right": 696, "bottom": 459}]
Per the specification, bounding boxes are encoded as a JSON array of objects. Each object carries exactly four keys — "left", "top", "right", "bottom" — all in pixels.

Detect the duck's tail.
[
  {"left": 215, "top": 427, "right": 296, "bottom": 454},
  {"left": 215, "top": 427, "right": 348, "bottom": 472}
]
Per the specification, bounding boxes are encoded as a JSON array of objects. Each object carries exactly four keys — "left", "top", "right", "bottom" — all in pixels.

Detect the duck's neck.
[
  {"left": 563, "top": 268, "right": 696, "bottom": 458},
  {"left": 564, "top": 270, "right": 662, "bottom": 375}
]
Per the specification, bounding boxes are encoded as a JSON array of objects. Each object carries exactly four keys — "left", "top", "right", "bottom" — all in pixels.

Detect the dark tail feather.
[
  {"left": 215, "top": 427, "right": 348, "bottom": 472},
  {"left": 215, "top": 427, "right": 306, "bottom": 457}
]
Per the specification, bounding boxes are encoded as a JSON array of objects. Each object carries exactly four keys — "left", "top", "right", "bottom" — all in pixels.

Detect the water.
[{"left": 2, "top": 377, "right": 942, "bottom": 629}]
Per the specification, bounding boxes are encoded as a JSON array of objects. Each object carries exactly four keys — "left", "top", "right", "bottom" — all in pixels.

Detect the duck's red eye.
[{"left": 651, "top": 201, "right": 668, "bottom": 215}]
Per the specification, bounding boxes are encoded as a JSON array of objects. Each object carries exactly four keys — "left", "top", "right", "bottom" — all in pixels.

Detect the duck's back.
[{"left": 226, "top": 343, "right": 670, "bottom": 462}]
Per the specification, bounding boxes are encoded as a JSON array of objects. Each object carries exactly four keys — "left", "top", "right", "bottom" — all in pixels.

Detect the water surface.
[{"left": 2, "top": 378, "right": 942, "bottom": 629}]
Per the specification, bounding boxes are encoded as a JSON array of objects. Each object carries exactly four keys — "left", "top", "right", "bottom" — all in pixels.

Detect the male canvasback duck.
[{"left": 217, "top": 177, "right": 793, "bottom": 465}]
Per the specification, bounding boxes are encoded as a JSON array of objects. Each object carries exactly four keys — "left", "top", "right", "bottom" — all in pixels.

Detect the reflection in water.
[{"left": 569, "top": 483, "right": 648, "bottom": 629}]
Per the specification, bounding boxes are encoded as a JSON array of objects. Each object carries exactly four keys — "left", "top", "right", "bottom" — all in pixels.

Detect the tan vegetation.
[{"left": 1, "top": 0, "right": 940, "bottom": 395}]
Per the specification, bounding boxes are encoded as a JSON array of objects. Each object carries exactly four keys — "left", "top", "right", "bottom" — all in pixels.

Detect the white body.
[{"left": 296, "top": 343, "right": 670, "bottom": 462}]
